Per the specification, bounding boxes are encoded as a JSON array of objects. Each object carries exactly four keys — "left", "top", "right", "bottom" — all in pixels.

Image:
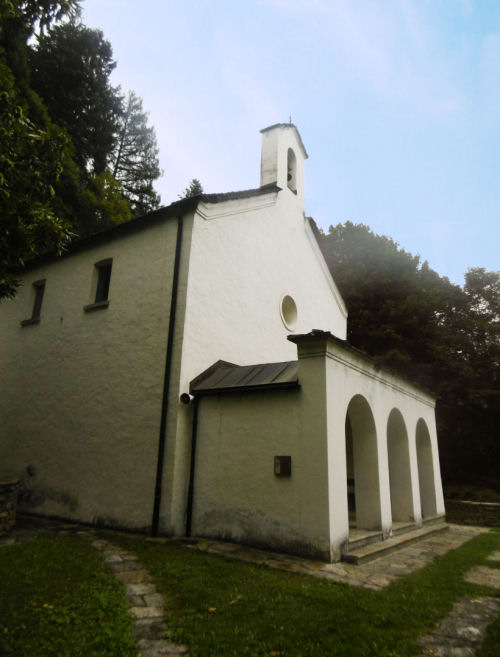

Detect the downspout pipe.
[
  {"left": 185, "top": 395, "right": 200, "bottom": 537},
  {"left": 151, "top": 215, "right": 184, "bottom": 537}
]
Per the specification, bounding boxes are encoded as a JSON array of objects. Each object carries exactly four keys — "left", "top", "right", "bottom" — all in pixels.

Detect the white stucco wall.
[
  {"left": 191, "top": 387, "right": 332, "bottom": 560},
  {"left": 0, "top": 124, "right": 443, "bottom": 556},
  {"left": 190, "top": 334, "right": 444, "bottom": 562},
  {"left": 159, "top": 185, "right": 347, "bottom": 533},
  {"left": 157, "top": 125, "right": 346, "bottom": 534},
  {"left": 294, "top": 335, "right": 444, "bottom": 559},
  {"left": 0, "top": 216, "right": 189, "bottom": 528}
]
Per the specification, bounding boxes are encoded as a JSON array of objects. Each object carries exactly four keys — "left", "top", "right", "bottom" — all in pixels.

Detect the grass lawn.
[
  {"left": 0, "top": 534, "right": 136, "bottom": 657},
  {"left": 0, "top": 529, "right": 499, "bottom": 657},
  {"left": 110, "top": 529, "right": 500, "bottom": 657}
]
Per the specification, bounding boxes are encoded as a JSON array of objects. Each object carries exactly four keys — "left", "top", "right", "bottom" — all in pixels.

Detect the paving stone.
[
  {"left": 487, "top": 551, "right": 500, "bottom": 563},
  {"left": 464, "top": 566, "right": 500, "bottom": 590},
  {"left": 144, "top": 593, "right": 165, "bottom": 607},
  {"left": 104, "top": 553, "right": 123, "bottom": 562},
  {"left": 116, "top": 569, "right": 151, "bottom": 584},
  {"left": 127, "top": 582, "right": 156, "bottom": 595},
  {"left": 127, "top": 594, "right": 146, "bottom": 606},
  {"left": 133, "top": 620, "right": 168, "bottom": 641},
  {"left": 109, "top": 559, "right": 143, "bottom": 573},
  {"left": 418, "top": 596, "right": 500, "bottom": 657},
  {"left": 419, "top": 640, "right": 476, "bottom": 656},
  {"left": 120, "top": 553, "right": 143, "bottom": 561},
  {"left": 130, "top": 605, "right": 164, "bottom": 620}
]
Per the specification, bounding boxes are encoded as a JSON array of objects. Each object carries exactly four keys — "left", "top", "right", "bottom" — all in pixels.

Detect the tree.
[
  {"left": 1, "top": 3, "right": 162, "bottom": 298},
  {"left": 0, "top": 1, "right": 79, "bottom": 299},
  {"left": 320, "top": 222, "right": 464, "bottom": 385},
  {"left": 320, "top": 223, "right": 500, "bottom": 492},
  {"left": 29, "top": 22, "right": 121, "bottom": 176},
  {"left": 179, "top": 178, "right": 203, "bottom": 199},
  {"left": 110, "top": 91, "right": 161, "bottom": 215}
]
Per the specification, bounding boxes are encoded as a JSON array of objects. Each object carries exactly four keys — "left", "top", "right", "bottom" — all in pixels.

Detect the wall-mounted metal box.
[{"left": 274, "top": 455, "right": 291, "bottom": 477}]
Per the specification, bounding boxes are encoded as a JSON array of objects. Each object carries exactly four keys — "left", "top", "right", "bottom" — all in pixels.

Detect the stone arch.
[
  {"left": 346, "top": 395, "right": 382, "bottom": 530},
  {"left": 387, "top": 408, "right": 413, "bottom": 522},
  {"left": 287, "top": 148, "right": 297, "bottom": 192},
  {"left": 416, "top": 418, "right": 437, "bottom": 519}
]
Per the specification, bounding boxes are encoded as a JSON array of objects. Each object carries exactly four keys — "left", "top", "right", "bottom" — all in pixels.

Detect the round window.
[{"left": 280, "top": 294, "right": 298, "bottom": 330}]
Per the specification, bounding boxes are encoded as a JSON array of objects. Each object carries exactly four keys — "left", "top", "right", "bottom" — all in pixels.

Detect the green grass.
[
  {"left": 108, "top": 530, "right": 500, "bottom": 657},
  {"left": 0, "top": 534, "right": 136, "bottom": 657},
  {"left": 1, "top": 530, "right": 499, "bottom": 657}
]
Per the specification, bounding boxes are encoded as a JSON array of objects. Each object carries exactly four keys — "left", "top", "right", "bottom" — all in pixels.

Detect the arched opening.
[
  {"left": 287, "top": 148, "right": 297, "bottom": 192},
  {"left": 387, "top": 409, "right": 413, "bottom": 523},
  {"left": 345, "top": 395, "right": 381, "bottom": 531},
  {"left": 416, "top": 419, "right": 437, "bottom": 519},
  {"left": 345, "top": 415, "right": 355, "bottom": 521}
]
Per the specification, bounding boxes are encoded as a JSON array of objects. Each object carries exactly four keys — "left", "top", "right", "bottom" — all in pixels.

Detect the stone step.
[
  {"left": 345, "top": 530, "right": 385, "bottom": 552},
  {"left": 342, "top": 522, "right": 449, "bottom": 565}
]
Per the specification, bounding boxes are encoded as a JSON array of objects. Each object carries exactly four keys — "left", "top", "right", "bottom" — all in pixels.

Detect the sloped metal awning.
[{"left": 190, "top": 360, "right": 299, "bottom": 395}]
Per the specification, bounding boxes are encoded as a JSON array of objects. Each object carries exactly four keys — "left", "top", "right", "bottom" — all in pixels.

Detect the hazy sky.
[{"left": 82, "top": 0, "right": 500, "bottom": 285}]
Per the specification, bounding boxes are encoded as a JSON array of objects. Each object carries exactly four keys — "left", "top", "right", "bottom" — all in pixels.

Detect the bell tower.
[{"left": 260, "top": 123, "right": 308, "bottom": 208}]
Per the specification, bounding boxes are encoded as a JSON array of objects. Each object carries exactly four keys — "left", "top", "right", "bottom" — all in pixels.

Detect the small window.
[
  {"left": 84, "top": 258, "right": 112, "bottom": 312},
  {"left": 21, "top": 279, "right": 46, "bottom": 326},
  {"left": 95, "top": 260, "right": 112, "bottom": 303}
]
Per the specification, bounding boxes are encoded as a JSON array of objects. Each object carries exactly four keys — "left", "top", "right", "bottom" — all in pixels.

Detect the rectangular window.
[
  {"left": 32, "top": 280, "right": 45, "bottom": 319},
  {"left": 21, "top": 279, "right": 46, "bottom": 326},
  {"left": 84, "top": 258, "right": 112, "bottom": 312},
  {"left": 95, "top": 260, "right": 112, "bottom": 303}
]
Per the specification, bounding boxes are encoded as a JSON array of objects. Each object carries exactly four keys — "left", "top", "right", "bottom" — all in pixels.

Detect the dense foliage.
[
  {"left": 29, "top": 22, "right": 121, "bottom": 176},
  {"left": 320, "top": 222, "right": 500, "bottom": 492},
  {"left": 0, "top": 1, "right": 161, "bottom": 299}
]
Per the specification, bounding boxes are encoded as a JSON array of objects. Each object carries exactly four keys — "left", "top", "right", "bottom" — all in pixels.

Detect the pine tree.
[
  {"left": 179, "top": 179, "right": 203, "bottom": 199},
  {"left": 110, "top": 91, "right": 161, "bottom": 215}
]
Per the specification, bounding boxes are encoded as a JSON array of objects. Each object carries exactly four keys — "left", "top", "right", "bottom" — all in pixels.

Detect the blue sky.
[{"left": 82, "top": 0, "right": 500, "bottom": 285}]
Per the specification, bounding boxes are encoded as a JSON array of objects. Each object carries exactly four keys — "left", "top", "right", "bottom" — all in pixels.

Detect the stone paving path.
[
  {"left": 418, "top": 552, "right": 500, "bottom": 657},
  {"left": 184, "top": 524, "right": 490, "bottom": 590},
  {"left": 2, "top": 517, "right": 499, "bottom": 657},
  {"left": 87, "top": 534, "right": 189, "bottom": 657},
  {"left": 0, "top": 519, "right": 188, "bottom": 657},
  {"left": 418, "top": 596, "right": 500, "bottom": 657}
]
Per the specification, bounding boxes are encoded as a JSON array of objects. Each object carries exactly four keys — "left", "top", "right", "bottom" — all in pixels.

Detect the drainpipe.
[
  {"left": 185, "top": 395, "right": 200, "bottom": 537},
  {"left": 151, "top": 215, "right": 184, "bottom": 537}
]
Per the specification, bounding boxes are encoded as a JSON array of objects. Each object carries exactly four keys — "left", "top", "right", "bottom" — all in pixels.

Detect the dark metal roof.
[{"left": 190, "top": 359, "right": 299, "bottom": 395}]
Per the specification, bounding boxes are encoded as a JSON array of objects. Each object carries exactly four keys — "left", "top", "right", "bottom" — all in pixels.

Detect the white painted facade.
[
  {"left": 190, "top": 332, "right": 444, "bottom": 561},
  {"left": 0, "top": 124, "right": 444, "bottom": 560}
]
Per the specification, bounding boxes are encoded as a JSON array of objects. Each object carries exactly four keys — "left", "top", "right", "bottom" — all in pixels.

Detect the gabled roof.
[
  {"left": 190, "top": 359, "right": 299, "bottom": 395},
  {"left": 17, "top": 183, "right": 281, "bottom": 271}
]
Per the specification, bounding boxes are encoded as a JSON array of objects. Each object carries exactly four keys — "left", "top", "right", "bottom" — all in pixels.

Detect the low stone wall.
[
  {"left": 445, "top": 499, "right": 500, "bottom": 527},
  {"left": 0, "top": 477, "right": 19, "bottom": 535}
]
